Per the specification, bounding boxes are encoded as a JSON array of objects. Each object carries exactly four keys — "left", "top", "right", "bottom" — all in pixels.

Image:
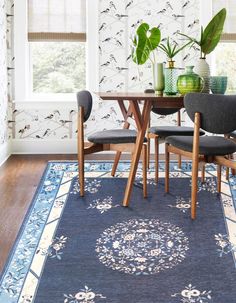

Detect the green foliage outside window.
[{"left": 31, "top": 42, "right": 86, "bottom": 93}]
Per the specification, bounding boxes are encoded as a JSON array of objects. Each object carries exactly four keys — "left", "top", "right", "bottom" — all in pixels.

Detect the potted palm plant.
[
  {"left": 131, "top": 23, "right": 163, "bottom": 95},
  {"left": 158, "top": 37, "right": 191, "bottom": 95},
  {"left": 179, "top": 8, "right": 227, "bottom": 93}
]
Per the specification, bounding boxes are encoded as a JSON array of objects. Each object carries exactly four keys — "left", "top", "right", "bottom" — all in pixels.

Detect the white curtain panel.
[
  {"left": 213, "top": 0, "right": 236, "bottom": 34},
  {"left": 28, "top": 0, "right": 86, "bottom": 39}
]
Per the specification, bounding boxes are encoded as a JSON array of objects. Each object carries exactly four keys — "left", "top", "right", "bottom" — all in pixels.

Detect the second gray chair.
[
  {"left": 148, "top": 107, "right": 205, "bottom": 182},
  {"left": 165, "top": 93, "right": 236, "bottom": 219}
]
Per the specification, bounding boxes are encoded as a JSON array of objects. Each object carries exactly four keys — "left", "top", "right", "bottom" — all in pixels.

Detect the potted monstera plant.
[
  {"left": 179, "top": 8, "right": 227, "bottom": 93},
  {"left": 131, "top": 23, "right": 164, "bottom": 95}
]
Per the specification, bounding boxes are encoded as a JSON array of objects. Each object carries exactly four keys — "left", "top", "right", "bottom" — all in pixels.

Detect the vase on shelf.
[
  {"left": 194, "top": 58, "right": 210, "bottom": 93},
  {"left": 164, "top": 60, "right": 178, "bottom": 96},
  {"left": 177, "top": 66, "right": 204, "bottom": 95},
  {"left": 152, "top": 63, "right": 165, "bottom": 96}
]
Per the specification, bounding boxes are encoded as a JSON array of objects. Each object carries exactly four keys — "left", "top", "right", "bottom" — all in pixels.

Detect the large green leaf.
[
  {"left": 132, "top": 23, "right": 161, "bottom": 65},
  {"left": 201, "top": 8, "right": 226, "bottom": 56},
  {"left": 148, "top": 27, "right": 161, "bottom": 50}
]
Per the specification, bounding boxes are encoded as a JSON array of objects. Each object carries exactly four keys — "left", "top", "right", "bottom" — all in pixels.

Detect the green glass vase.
[
  {"left": 152, "top": 63, "right": 165, "bottom": 96},
  {"left": 177, "top": 66, "right": 204, "bottom": 95},
  {"left": 164, "top": 60, "right": 178, "bottom": 96}
]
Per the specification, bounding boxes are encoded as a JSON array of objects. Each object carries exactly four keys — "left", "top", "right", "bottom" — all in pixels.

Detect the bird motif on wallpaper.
[
  {"left": 115, "top": 14, "right": 129, "bottom": 20},
  {"left": 188, "top": 19, "right": 199, "bottom": 29},
  {"left": 125, "top": 0, "right": 134, "bottom": 10},
  {"left": 172, "top": 14, "right": 185, "bottom": 20},
  {"left": 166, "top": 2, "right": 173, "bottom": 10},
  {"left": 99, "top": 23, "right": 107, "bottom": 31},
  {"left": 157, "top": 9, "right": 166, "bottom": 15},
  {"left": 101, "top": 8, "right": 110, "bottom": 14},
  {"left": 101, "top": 61, "right": 111, "bottom": 67},
  {"left": 183, "top": 1, "right": 190, "bottom": 8}
]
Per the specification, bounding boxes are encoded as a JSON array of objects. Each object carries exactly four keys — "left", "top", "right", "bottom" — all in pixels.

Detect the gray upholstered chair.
[
  {"left": 77, "top": 90, "right": 147, "bottom": 197},
  {"left": 165, "top": 93, "right": 236, "bottom": 219},
  {"left": 148, "top": 107, "right": 205, "bottom": 182}
]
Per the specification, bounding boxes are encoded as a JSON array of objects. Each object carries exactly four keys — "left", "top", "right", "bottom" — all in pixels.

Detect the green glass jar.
[
  {"left": 164, "top": 60, "right": 178, "bottom": 96},
  {"left": 177, "top": 66, "right": 204, "bottom": 95}
]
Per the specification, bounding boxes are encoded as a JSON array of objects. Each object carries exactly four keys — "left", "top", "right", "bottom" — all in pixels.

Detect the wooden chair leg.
[
  {"left": 147, "top": 136, "right": 151, "bottom": 169},
  {"left": 201, "top": 164, "right": 205, "bottom": 183},
  {"left": 154, "top": 136, "right": 159, "bottom": 183},
  {"left": 178, "top": 155, "right": 182, "bottom": 169},
  {"left": 78, "top": 142, "right": 84, "bottom": 197},
  {"left": 165, "top": 143, "right": 170, "bottom": 193},
  {"left": 191, "top": 157, "right": 199, "bottom": 220},
  {"left": 230, "top": 154, "right": 236, "bottom": 176},
  {"left": 226, "top": 167, "right": 229, "bottom": 180},
  {"left": 142, "top": 144, "right": 147, "bottom": 198},
  {"left": 111, "top": 151, "right": 121, "bottom": 177},
  {"left": 217, "top": 165, "right": 222, "bottom": 193}
]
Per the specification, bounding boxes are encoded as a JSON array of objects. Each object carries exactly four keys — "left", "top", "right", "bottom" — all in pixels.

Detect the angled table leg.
[
  {"left": 111, "top": 101, "right": 133, "bottom": 176},
  {"left": 123, "top": 100, "right": 153, "bottom": 207}
]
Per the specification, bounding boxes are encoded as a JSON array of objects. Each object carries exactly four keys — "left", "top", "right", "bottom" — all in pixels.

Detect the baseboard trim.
[
  {"left": 12, "top": 139, "right": 77, "bottom": 154},
  {"left": 0, "top": 141, "right": 11, "bottom": 166},
  {"left": 11, "top": 139, "right": 167, "bottom": 156}
]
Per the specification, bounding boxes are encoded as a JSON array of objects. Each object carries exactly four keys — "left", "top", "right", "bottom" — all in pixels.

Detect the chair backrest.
[
  {"left": 151, "top": 107, "right": 179, "bottom": 116},
  {"left": 76, "top": 90, "right": 93, "bottom": 122},
  {"left": 184, "top": 93, "right": 236, "bottom": 134}
]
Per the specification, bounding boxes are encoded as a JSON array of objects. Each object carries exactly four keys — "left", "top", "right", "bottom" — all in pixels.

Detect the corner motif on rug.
[
  {"left": 71, "top": 179, "right": 102, "bottom": 195},
  {"left": 37, "top": 235, "right": 68, "bottom": 260}
]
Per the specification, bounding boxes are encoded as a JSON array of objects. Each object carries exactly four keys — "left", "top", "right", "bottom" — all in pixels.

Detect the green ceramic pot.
[{"left": 177, "top": 66, "right": 204, "bottom": 95}]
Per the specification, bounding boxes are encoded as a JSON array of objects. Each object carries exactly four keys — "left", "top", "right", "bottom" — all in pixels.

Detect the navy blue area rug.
[{"left": 0, "top": 161, "right": 236, "bottom": 303}]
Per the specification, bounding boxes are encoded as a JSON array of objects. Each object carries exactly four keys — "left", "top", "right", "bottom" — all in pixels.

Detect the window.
[
  {"left": 214, "top": 43, "right": 236, "bottom": 94},
  {"left": 212, "top": 0, "right": 236, "bottom": 93},
  {"left": 30, "top": 42, "right": 86, "bottom": 94},
  {"left": 28, "top": 0, "right": 86, "bottom": 97}
]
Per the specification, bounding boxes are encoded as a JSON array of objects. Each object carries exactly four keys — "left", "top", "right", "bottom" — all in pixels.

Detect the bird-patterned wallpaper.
[
  {"left": 2, "top": 0, "right": 200, "bottom": 144},
  {"left": 0, "top": 0, "right": 8, "bottom": 146}
]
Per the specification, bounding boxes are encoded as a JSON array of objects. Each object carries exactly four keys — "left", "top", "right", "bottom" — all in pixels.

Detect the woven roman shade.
[
  {"left": 28, "top": 0, "right": 86, "bottom": 42},
  {"left": 213, "top": 0, "right": 236, "bottom": 41}
]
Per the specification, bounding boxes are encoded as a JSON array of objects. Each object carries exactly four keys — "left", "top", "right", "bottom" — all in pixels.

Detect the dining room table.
[{"left": 96, "top": 92, "right": 184, "bottom": 207}]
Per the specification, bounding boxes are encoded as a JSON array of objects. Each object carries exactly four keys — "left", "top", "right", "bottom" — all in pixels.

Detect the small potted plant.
[
  {"left": 179, "top": 8, "right": 227, "bottom": 92},
  {"left": 158, "top": 37, "right": 191, "bottom": 95},
  {"left": 131, "top": 23, "right": 164, "bottom": 95}
]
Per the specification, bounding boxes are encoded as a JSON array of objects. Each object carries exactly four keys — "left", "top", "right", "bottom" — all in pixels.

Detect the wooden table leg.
[
  {"left": 123, "top": 101, "right": 152, "bottom": 207},
  {"left": 111, "top": 101, "right": 132, "bottom": 177}
]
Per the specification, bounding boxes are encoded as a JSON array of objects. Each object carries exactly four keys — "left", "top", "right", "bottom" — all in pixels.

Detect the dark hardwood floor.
[
  {"left": 0, "top": 155, "right": 77, "bottom": 272},
  {"left": 0, "top": 153, "right": 170, "bottom": 272}
]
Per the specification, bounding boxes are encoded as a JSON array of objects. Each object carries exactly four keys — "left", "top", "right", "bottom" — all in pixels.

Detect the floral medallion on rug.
[{"left": 0, "top": 161, "right": 236, "bottom": 303}]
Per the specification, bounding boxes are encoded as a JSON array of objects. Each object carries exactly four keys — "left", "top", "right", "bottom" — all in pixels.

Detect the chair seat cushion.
[
  {"left": 166, "top": 135, "right": 236, "bottom": 156},
  {"left": 88, "top": 129, "right": 147, "bottom": 144},
  {"left": 149, "top": 126, "right": 205, "bottom": 137},
  {"left": 230, "top": 131, "right": 236, "bottom": 138}
]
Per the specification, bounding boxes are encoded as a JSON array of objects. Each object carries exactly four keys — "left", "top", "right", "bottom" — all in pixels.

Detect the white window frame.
[{"left": 14, "top": 0, "right": 99, "bottom": 103}]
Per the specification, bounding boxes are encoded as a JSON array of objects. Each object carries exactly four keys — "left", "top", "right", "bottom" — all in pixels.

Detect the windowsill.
[{"left": 13, "top": 93, "right": 77, "bottom": 103}]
